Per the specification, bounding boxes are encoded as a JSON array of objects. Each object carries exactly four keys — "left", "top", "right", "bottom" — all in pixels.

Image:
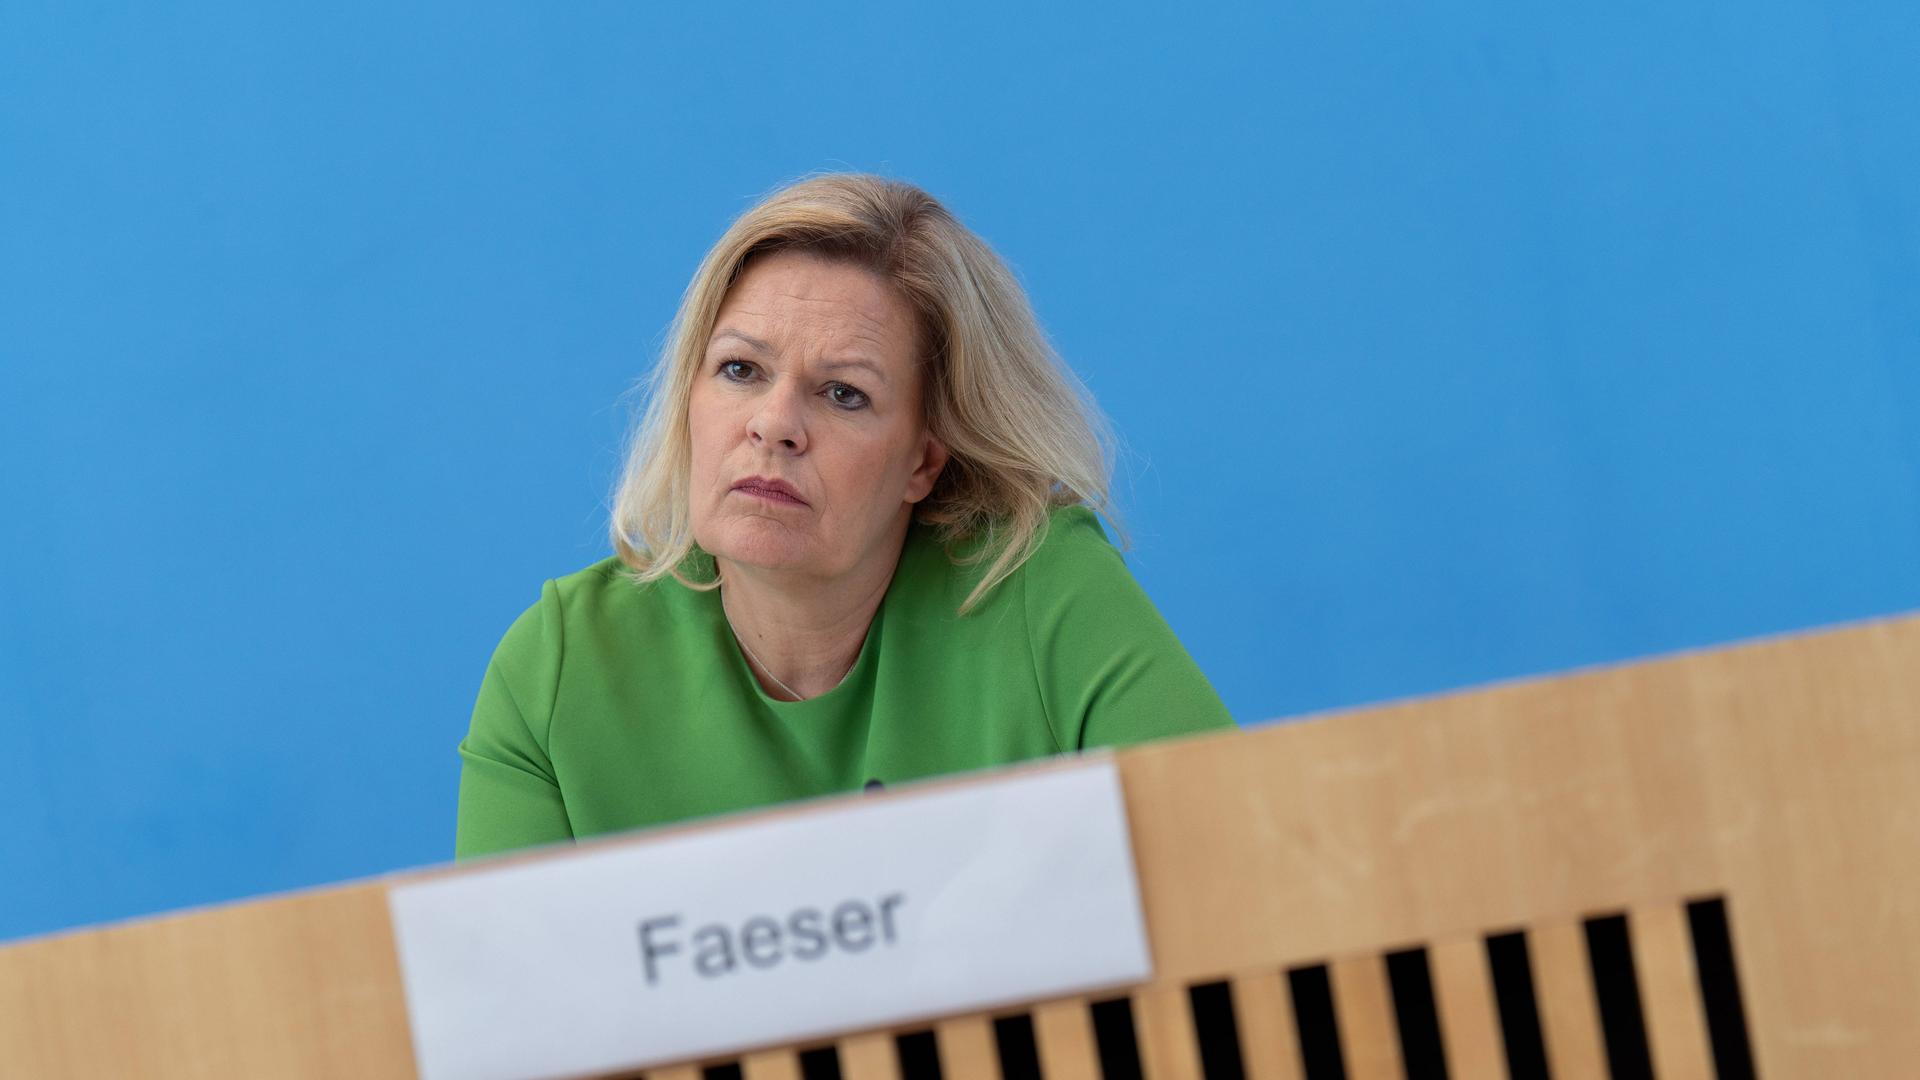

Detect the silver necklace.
[{"left": 721, "top": 591, "right": 852, "bottom": 702}]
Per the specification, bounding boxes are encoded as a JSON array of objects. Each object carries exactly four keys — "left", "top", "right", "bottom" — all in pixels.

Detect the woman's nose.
[{"left": 746, "top": 385, "right": 807, "bottom": 453}]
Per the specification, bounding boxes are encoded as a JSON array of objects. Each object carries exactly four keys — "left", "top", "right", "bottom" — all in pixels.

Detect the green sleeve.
[
  {"left": 454, "top": 580, "right": 575, "bottom": 860},
  {"left": 1021, "top": 507, "right": 1239, "bottom": 751}
]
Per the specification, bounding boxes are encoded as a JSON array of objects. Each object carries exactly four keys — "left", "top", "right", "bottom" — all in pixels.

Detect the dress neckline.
[{"left": 715, "top": 588, "right": 887, "bottom": 716}]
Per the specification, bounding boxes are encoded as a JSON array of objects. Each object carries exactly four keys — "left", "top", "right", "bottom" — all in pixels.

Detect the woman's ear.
[{"left": 905, "top": 430, "right": 950, "bottom": 504}]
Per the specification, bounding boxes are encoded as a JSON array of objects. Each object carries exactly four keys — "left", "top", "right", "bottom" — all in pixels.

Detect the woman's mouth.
[{"left": 731, "top": 477, "right": 809, "bottom": 507}]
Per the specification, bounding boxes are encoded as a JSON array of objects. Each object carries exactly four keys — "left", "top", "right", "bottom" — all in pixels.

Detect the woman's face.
[{"left": 687, "top": 249, "right": 948, "bottom": 584}]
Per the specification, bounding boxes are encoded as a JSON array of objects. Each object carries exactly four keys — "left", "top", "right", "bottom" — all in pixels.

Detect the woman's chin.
[{"left": 705, "top": 519, "right": 818, "bottom": 575}]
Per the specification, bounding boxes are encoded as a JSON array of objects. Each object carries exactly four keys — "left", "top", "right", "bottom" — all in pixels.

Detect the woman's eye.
[
  {"left": 719, "top": 359, "right": 755, "bottom": 381},
  {"left": 826, "top": 383, "right": 870, "bottom": 410}
]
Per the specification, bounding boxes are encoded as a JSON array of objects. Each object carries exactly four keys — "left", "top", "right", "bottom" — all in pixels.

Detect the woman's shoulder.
[
  {"left": 1034, "top": 503, "right": 1118, "bottom": 555},
  {"left": 1016, "top": 503, "right": 1129, "bottom": 593},
  {"left": 897, "top": 503, "right": 1127, "bottom": 617},
  {"left": 490, "top": 555, "right": 698, "bottom": 662},
  {"left": 547, "top": 554, "right": 657, "bottom": 608}
]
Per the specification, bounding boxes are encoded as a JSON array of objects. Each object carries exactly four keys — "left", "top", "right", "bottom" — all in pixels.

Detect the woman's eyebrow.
[
  {"left": 710, "top": 327, "right": 772, "bottom": 353},
  {"left": 821, "top": 358, "right": 888, "bottom": 385},
  {"left": 711, "top": 327, "right": 888, "bottom": 386}
]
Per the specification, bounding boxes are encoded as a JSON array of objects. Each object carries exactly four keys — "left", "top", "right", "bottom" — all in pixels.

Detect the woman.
[{"left": 455, "top": 173, "right": 1235, "bottom": 860}]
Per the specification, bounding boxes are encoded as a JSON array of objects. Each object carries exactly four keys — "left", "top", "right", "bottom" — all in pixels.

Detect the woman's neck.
[{"left": 716, "top": 546, "right": 902, "bottom": 701}]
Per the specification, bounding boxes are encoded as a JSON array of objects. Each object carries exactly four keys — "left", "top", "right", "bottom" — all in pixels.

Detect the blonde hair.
[{"left": 609, "top": 172, "right": 1119, "bottom": 614}]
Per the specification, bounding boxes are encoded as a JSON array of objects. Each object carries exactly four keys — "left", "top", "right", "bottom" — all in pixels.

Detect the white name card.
[{"left": 388, "top": 755, "right": 1151, "bottom": 1080}]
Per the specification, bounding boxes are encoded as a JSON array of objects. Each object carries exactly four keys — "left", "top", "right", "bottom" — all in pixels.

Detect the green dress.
[{"left": 454, "top": 505, "right": 1237, "bottom": 860}]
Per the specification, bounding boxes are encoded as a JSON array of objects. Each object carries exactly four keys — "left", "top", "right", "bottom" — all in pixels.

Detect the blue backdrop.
[{"left": 3, "top": 3, "right": 1916, "bottom": 943}]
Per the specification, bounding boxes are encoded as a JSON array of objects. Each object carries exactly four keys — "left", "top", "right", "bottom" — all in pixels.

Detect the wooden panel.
[
  {"left": 0, "top": 882, "right": 414, "bottom": 1079},
  {"left": 1330, "top": 954, "right": 1401, "bottom": 1080},
  {"left": 5, "top": 611, "right": 1919, "bottom": 1076},
  {"left": 1428, "top": 936, "right": 1506, "bottom": 1080},
  {"left": 1134, "top": 983, "right": 1203, "bottom": 1080},
  {"left": 934, "top": 1015, "right": 1000, "bottom": 1080},
  {"left": 1229, "top": 970, "right": 1302, "bottom": 1080},
  {"left": 1632, "top": 903, "right": 1715, "bottom": 1080},
  {"left": 1117, "top": 614, "right": 1920, "bottom": 1074},
  {"left": 1531, "top": 921, "right": 1606, "bottom": 1080},
  {"left": 646, "top": 1066, "right": 702, "bottom": 1080},
  {"left": 837, "top": 1030, "right": 899, "bottom": 1080},
  {"left": 1033, "top": 998, "right": 1100, "bottom": 1080},
  {"left": 740, "top": 1048, "right": 801, "bottom": 1080}
]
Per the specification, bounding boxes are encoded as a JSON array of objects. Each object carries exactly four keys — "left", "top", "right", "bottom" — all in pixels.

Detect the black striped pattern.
[{"left": 651, "top": 894, "right": 1755, "bottom": 1080}]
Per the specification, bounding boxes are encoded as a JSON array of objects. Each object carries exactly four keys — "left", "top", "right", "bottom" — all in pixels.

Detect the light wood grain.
[
  {"left": 1428, "top": 936, "right": 1506, "bottom": 1080},
  {"left": 934, "top": 1014, "right": 999, "bottom": 1080},
  {"left": 1229, "top": 970, "right": 1302, "bottom": 1080},
  {"left": 5, "top": 611, "right": 1918, "bottom": 1076},
  {"left": 1330, "top": 954, "right": 1401, "bottom": 1080},
  {"left": 1033, "top": 998, "right": 1100, "bottom": 1080},
  {"left": 1134, "top": 983, "right": 1204, "bottom": 1080},
  {"left": 1531, "top": 921, "right": 1607, "bottom": 1080},
  {"left": 1632, "top": 903, "right": 1716, "bottom": 1080},
  {"left": 0, "top": 882, "right": 415, "bottom": 1079},
  {"left": 740, "top": 1048, "right": 801, "bottom": 1080},
  {"left": 837, "top": 1030, "right": 899, "bottom": 1080}
]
